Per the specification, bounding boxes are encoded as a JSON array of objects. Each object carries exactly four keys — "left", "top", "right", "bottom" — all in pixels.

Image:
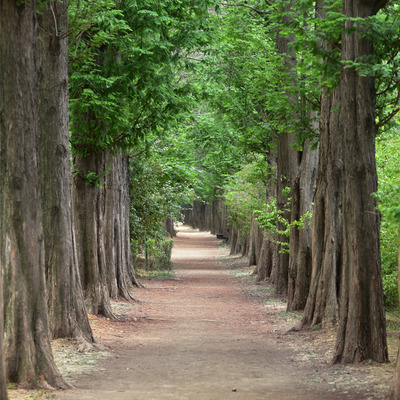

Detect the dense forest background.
[{"left": 1, "top": 0, "right": 400, "bottom": 398}]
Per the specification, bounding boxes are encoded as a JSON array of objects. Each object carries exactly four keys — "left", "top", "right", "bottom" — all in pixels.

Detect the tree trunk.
[
  {"left": 190, "top": 201, "right": 206, "bottom": 230},
  {"left": 256, "top": 236, "right": 275, "bottom": 281},
  {"left": 37, "top": 0, "right": 94, "bottom": 345},
  {"left": 104, "top": 151, "right": 137, "bottom": 298},
  {"left": 287, "top": 142, "right": 318, "bottom": 311},
  {"left": 274, "top": 13, "right": 300, "bottom": 296},
  {"left": 248, "top": 217, "right": 258, "bottom": 266},
  {"left": 300, "top": 86, "right": 342, "bottom": 329},
  {"left": 230, "top": 224, "right": 239, "bottom": 255},
  {"left": 298, "top": 0, "right": 343, "bottom": 328},
  {"left": 332, "top": 0, "right": 388, "bottom": 363},
  {"left": 165, "top": 217, "right": 176, "bottom": 237},
  {"left": 73, "top": 151, "right": 116, "bottom": 319},
  {"left": 0, "top": 0, "right": 68, "bottom": 388},
  {"left": 274, "top": 133, "right": 290, "bottom": 295},
  {"left": 249, "top": 217, "right": 265, "bottom": 267}
]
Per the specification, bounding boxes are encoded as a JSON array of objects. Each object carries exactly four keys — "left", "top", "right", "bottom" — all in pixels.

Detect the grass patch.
[
  {"left": 230, "top": 269, "right": 253, "bottom": 279},
  {"left": 385, "top": 309, "right": 400, "bottom": 362},
  {"left": 136, "top": 268, "right": 175, "bottom": 279},
  {"left": 8, "top": 389, "right": 56, "bottom": 400},
  {"left": 386, "top": 309, "right": 400, "bottom": 332}
]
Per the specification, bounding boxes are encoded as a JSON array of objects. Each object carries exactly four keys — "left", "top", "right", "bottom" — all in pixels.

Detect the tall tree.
[
  {"left": 70, "top": 0, "right": 214, "bottom": 316},
  {"left": 332, "top": 0, "right": 388, "bottom": 363},
  {"left": 300, "top": 0, "right": 389, "bottom": 363},
  {"left": 0, "top": 0, "right": 69, "bottom": 388},
  {"left": 300, "top": 85, "right": 343, "bottom": 328},
  {"left": 37, "top": 1, "right": 95, "bottom": 344},
  {"left": 299, "top": 0, "right": 343, "bottom": 327}
]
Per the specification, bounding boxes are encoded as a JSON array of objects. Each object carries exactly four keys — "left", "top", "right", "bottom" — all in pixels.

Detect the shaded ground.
[{"left": 10, "top": 225, "right": 395, "bottom": 399}]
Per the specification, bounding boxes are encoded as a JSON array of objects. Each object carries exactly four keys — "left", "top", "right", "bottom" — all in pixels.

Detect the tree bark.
[
  {"left": 332, "top": 0, "right": 388, "bottom": 363},
  {"left": 249, "top": 217, "right": 264, "bottom": 267},
  {"left": 73, "top": 151, "right": 116, "bottom": 319},
  {"left": 37, "top": 0, "right": 94, "bottom": 345},
  {"left": 0, "top": 0, "right": 68, "bottom": 388},
  {"left": 274, "top": 130, "right": 291, "bottom": 295},
  {"left": 274, "top": 9, "right": 300, "bottom": 296},
  {"left": 298, "top": 0, "right": 343, "bottom": 328},
  {"left": 300, "top": 85, "right": 342, "bottom": 329},
  {"left": 287, "top": 142, "right": 318, "bottom": 310},
  {"left": 165, "top": 217, "right": 176, "bottom": 237},
  {"left": 256, "top": 236, "right": 275, "bottom": 281},
  {"left": 104, "top": 151, "right": 137, "bottom": 298}
]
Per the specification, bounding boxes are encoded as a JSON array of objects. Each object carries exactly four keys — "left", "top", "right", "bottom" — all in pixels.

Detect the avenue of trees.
[
  {"left": 0, "top": 0, "right": 212, "bottom": 396},
  {"left": 181, "top": 0, "right": 400, "bottom": 395},
  {"left": 1, "top": 0, "right": 400, "bottom": 398}
]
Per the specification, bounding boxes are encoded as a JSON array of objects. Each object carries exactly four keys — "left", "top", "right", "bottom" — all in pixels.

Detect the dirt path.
[{"left": 53, "top": 226, "right": 392, "bottom": 400}]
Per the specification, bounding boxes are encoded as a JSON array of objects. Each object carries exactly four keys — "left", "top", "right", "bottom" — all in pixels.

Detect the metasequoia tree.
[
  {"left": 272, "top": 2, "right": 300, "bottom": 295},
  {"left": 70, "top": 2, "right": 147, "bottom": 318},
  {"left": 70, "top": 0, "right": 213, "bottom": 316},
  {"left": 300, "top": 0, "right": 389, "bottom": 363},
  {"left": 332, "top": 0, "right": 388, "bottom": 363},
  {"left": 0, "top": 0, "right": 69, "bottom": 388},
  {"left": 299, "top": 0, "right": 343, "bottom": 327},
  {"left": 37, "top": 0, "right": 94, "bottom": 344},
  {"left": 300, "top": 85, "right": 343, "bottom": 328}
]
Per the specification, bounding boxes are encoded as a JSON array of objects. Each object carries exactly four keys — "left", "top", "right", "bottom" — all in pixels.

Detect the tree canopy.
[{"left": 1, "top": 0, "right": 400, "bottom": 397}]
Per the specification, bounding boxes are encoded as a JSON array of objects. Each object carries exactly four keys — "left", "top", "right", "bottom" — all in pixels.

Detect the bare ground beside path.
[{"left": 49, "top": 226, "right": 394, "bottom": 400}]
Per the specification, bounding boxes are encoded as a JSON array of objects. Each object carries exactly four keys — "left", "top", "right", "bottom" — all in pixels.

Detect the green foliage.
[
  {"left": 183, "top": 107, "right": 246, "bottom": 201},
  {"left": 146, "top": 238, "right": 173, "bottom": 270},
  {"left": 131, "top": 237, "right": 173, "bottom": 271},
  {"left": 68, "top": 0, "right": 216, "bottom": 250},
  {"left": 223, "top": 159, "right": 270, "bottom": 235},
  {"left": 254, "top": 197, "right": 278, "bottom": 236},
  {"left": 68, "top": 0, "right": 215, "bottom": 156},
  {"left": 129, "top": 132, "right": 197, "bottom": 241},
  {"left": 72, "top": 166, "right": 111, "bottom": 188},
  {"left": 376, "top": 132, "right": 400, "bottom": 307},
  {"left": 255, "top": 187, "right": 312, "bottom": 254}
]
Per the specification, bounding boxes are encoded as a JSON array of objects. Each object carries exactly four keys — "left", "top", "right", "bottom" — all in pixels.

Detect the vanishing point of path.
[{"left": 55, "top": 226, "right": 373, "bottom": 400}]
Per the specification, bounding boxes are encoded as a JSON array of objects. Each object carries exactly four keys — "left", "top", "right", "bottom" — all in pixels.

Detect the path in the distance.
[{"left": 55, "top": 226, "right": 347, "bottom": 400}]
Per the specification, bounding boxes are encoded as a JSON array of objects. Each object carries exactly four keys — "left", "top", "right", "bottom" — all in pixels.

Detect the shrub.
[{"left": 146, "top": 238, "right": 174, "bottom": 271}]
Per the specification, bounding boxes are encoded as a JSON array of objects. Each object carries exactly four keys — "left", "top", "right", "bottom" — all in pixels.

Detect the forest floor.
[{"left": 9, "top": 225, "right": 399, "bottom": 400}]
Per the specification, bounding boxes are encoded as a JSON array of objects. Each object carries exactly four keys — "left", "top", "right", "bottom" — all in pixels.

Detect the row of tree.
[
  {"left": 0, "top": 0, "right": 214, "bottom": 397},
  {"left": 1, "top": 0, "right": 399, "bottom": 396},
  {"left": 180, "top": 0, "right": 400, "bottom": 395}
]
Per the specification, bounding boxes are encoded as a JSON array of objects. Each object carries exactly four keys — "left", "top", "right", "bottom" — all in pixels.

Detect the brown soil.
[{"left": 10, "top": 225, "right": 395, "bottom": 399}]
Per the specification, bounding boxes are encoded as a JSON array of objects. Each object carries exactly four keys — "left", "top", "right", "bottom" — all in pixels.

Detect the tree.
[
  {"left": 299, "top": 0, "right": 343, "bottom": 329},
  {"left": 69, "top": 0, "right": 214, "bottom": 316},
  {"left": 332, "top": 0, "right": 388, "bottom": 364},
  {"left": 37, "top": 0, "right": 94, "bottom": 345},
  {"left": 300, "top": 0, "right": 389, "bottom": 363},
  {"left": 187, "top": 0, "right": 392, "bottom": 364},
  {"left": 0, "top": 0, "right": 69, "bottom": 388}
]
